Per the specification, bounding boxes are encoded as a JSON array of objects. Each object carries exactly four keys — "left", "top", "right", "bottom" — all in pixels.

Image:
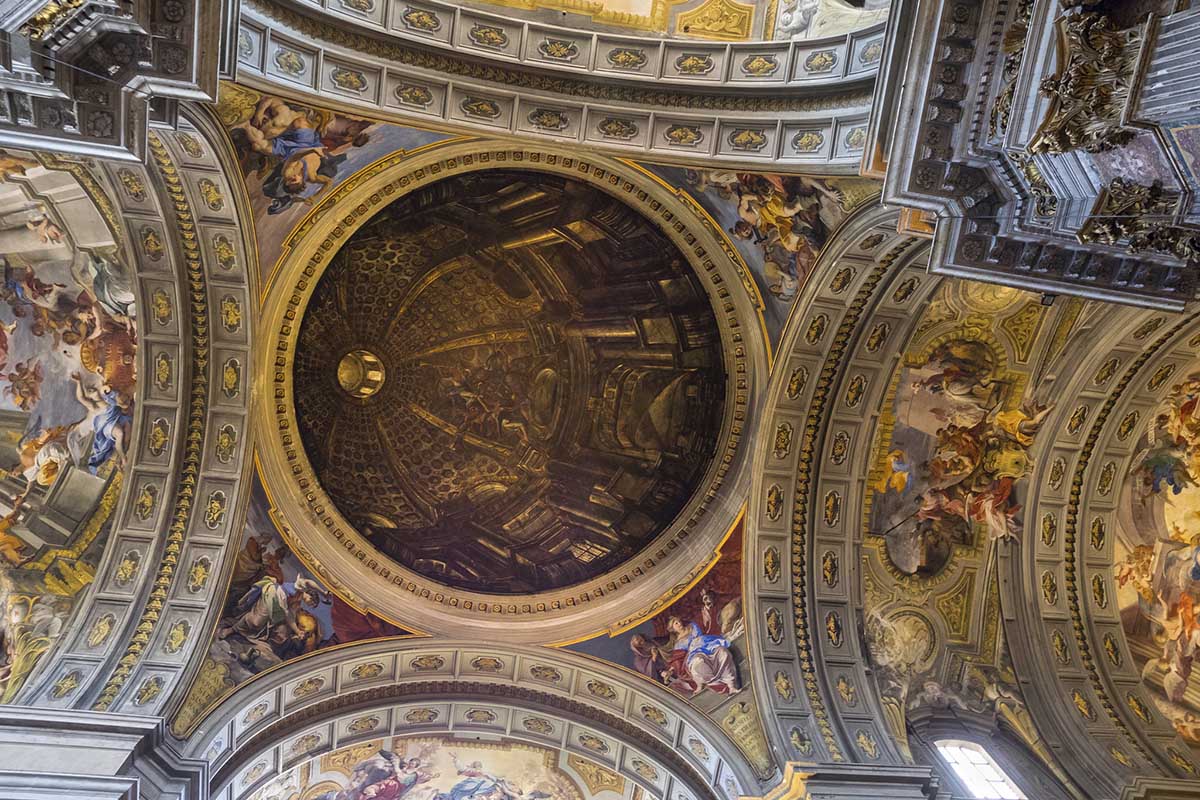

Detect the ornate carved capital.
[
  {"left": 1078, "top": 178, "right": 1200, "bottom": 264},
  {"left": 1030, "top": 10, "right": 1145, "bottom": 155}
]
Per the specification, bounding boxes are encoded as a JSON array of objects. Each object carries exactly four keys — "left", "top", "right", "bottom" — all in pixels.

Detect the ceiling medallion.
[{"left": 290, "top": 169, "right": 726, "bottom": 595}]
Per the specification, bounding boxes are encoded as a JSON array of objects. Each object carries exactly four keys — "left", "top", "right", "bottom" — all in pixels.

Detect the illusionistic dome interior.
[{"left": 4, "top": 2, "right": 1200, "bottom": 800}]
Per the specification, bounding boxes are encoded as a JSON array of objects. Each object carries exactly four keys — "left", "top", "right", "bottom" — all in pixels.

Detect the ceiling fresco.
[
  {"left": 567, "top": 520, "right": 772, "bottom": 776},
  {"left": 0, "top": 150, "right": 137, "bottom": 701},
  {"left": 244, "top": 735, "right": 592, "bottom": 800},
  {"left": 292, "top": 169, "right": 726, "bottom": 594},
  {"left": 857, "top": 280, "right": 1087, "bottom": 796},
  {"left": 637, "top": 167, "right": 880, "bottom": 348},
  {"left": 173, "top": 466, "right": 416, "bottom": 737},
  {"left": 1117, "top": 369, "right": 1200, "bottom": 752}
]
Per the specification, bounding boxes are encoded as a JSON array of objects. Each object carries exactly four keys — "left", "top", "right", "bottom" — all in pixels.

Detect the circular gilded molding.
[{"left": 254, "top": 142, "right": 766, "bottom": 642}]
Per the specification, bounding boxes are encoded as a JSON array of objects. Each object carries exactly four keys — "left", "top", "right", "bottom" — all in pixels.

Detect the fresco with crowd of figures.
[
  {"left": 0, "top": 149, "right": 137, "bottom": 700},
  {"left": 1116, "top": 368, "right": 1200, "bottom": 751}
]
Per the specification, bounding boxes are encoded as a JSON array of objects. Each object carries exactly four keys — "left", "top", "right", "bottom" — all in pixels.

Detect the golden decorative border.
[
  {"left": 93, "top": 131, "right": 211, "bottom": 710},
  {"left": 255, "top": 145, "right": 754, "bottom": 634}
]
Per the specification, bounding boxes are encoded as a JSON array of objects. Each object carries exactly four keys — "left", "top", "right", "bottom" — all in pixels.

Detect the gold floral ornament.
[
  {"left": 134, "top": 484, "right": 158, "bottom": 521},
  {"left": 631, "top": 760, "right": 658, "bottom": 782},
  {"left": 856, "top": 730, "right": 879, "bottom": 759},
  {"left": 825, "top": 611, "right": 843, "bottom": 646},
  {"left": 1041, "top": 513, "right": 1057, "bottom": 546},
  {"left": 213, "top": 234, "right": 237, "bottom": 270},
  {"left": 1133, "top": 317, "right": 1163, "bottom": 340},
  {"left": 640, "top": 704, "right": 667, "bottom": 726},
  {"left": 154, "top": 352, "right": 172, "bottom": 391},
  {"left": 765, "top": 483, "right": 783, "bottom": 520},
  {"left": 214, "top": 424, "right": 238, "bottom": 464},
  {"left": 1041, "top": 571, "right": 1058, "bottom": 605},
  {"left": 87, "top": 613, "right": 116, "bottom": 648},
  {"left": 405, "top": 707, "right": 438, "bottom": 724},
  {"left": 523, "top": 717, "right": 553, "bottom": 735},
  {"left": 151, "top": 287, "right": 172, "bottom": 325},
  {"left": 393, "top": 84, "right": 434, "bottom": 109},
  {"left": 204, "top": 490, "right": 227, "bottom": 530},
  {"left": 51, "top": 670, "right": 83, "bottom": 699},
  {"left": 1067, "top": 405, "right": 1089, "bottom": 434},
  {"left": 19, "top": 0, "right": 86, "bottom": 40},
  {"left": 1103, "top": 632, "right": 1122, "bottom": 666},
  {"left": 587, "top": 679, "right": 616, "bottom": 700},
  {"left": 243, "top": 701, "right": 270, "bottom": 725},
  {"left": 117, "top": 168, "right": 147, "bottom": 201},
  {"left": 786, "top": 366, "right": 808, "bottom": 399},
  {"left": 219, "top": 295, "right": 242, "bottom": 332},
  {"left": 836, "top": 675, "right": 856, "bottom": 706},
  {"left": 163, "top": 620, "right": 190, "bottom": 654},
  {"left": 291, "top": 734, "right": 321, "bottom": 755},
  {"left": 740, "top": 54, "right": 779, "bottom": 78},
  {"left": 763, "top": 546, "right": 780, "bottom": 583},
  {"left": 292, "top": 676, "right": 325, "bottom": 698},
  {"left": 1116, "top": 411, "right": 1139, "bottom": 440},
  {"left": 351, "top": 662, "right": 384, "bottom": 680},
  {"left": 134, "top": 675, "right": 164, "bottom": 706},
  {"left": 1109, "top": 747, "right": 1132, "bottom": 768},
  {"left": 1052, "top": 630, "right": 1071, "bottom": 664},
  {"left": 687, "top": 738, "right": 709, "bottom": 761},
  {"left": 823, "top": 490, "right": 841, "bottom": 526},
  {"left": 115, "top": 550, "right": 141, "bottom": 586},
  {"left": 465, "top": 708, "right": 496, "bottom": 723},
  {"left": 765, "top": 607, "right": 783, "bottom": 644},
  {"left": 822, "top": 551, "right": 839, "bottom": 587},
  {"left": 728, "top": 128, "right": 768, "bottom": 152},
  {"left": 664, "top": 125, "right": 704, "bottom": 147},
  {"left": 675, "top": 54, "right": 714, "bottom": 75},
  {"left": 892, "top": 277, "right": 919, "bottom": 303},
  {"left": 597, "top": 118, "right": 639, "bottom": 140},
  {"left": 349, "top": 715, "right": 379, "bottom": 734},
  {"left": 1097, "top": 462, "right": 1116, "bottom": 496},
  {"left": 677, "top": 0, "right": 752, "bottom": 41},
  {"left": 222, "top": 357, "right": 241, "bottom": 399},
  {"left": 529, "top": 665, "right": 561, "bottom": 683},
  {"left": 1168, "top": 747, "right": 1196, "bottom": 775},
  {"left": 804, "top": 50, "right": 837, "bottom": 73},
  {"left": 578, "top": 733, "right": 609, "bottom": 753},
  {"left": 790, "top": 130, "right": 825, "bottom": 156},
  {"left": 538, "top": 39, "right": 578, "bottom": 61},
  {"left": 470, "top": 656, "right": 503, "bottom": 672},
  {"left": 273, "top": 48, "right": 305, "bottom": 77},
  {"left": 401, "top": 6, "right": 440, "bottom": 31},
  {"left": 774, "top": 670, "right": 795, "bottom": 701},
  {"left": 411, "top": 654, "right": 445, "bottom": 671},
  {"left": 606, "top": 48, "right": 647, "bottom": 70},
  {"left": 187, "top": 555, "right": 212, "bottom": 593},
  {"left": 845, "top": 375, "right": 866, "bottom": 408},
  {"left": 844, "top": 127, "right": 867, "bottom": 151},
  {"left": 805, "top": 313, "right": 828, "bottom": 344},
  {"left": 1048, "top": 457, "right": 1066, "bottom": 489},
  {"left": 829, "top": 267, "right": 854, "bottom": 294},
  {"left": 237, "top": 30, "right": 253, "bottom": 57},
  {"left": 1072, "top": 689, "right": 1096, "bottom": 721},
  {"left": 864, "top": 322, "right": 888, "bottom": 352},
  {"left": 148, "top": 418, "right": 170, "bottom": 456},
  {"left": 1092, "top": 357, "right": 1119, "bottom": 385},
  {"left": 858, "top": 41, "right": 883, "bottom": 65},
  {"left": 141, "top": 227, "right": 164, "bottom": 261},
  {"left": 177, "top": 132, "right": 204, "bottom": 158},
  {"left": 1092, "top": 574, "right": 1108, "bottom": 608},
  {"left": 773, "top": 422, "right": 793, "bottom": 459},
  {"left": 789, "top": 727, "right": 813, "bottom": 756},
  {"left": 1090, "top": 517, "right": 1106, "bottom": 550},
  {"left": 468, "top": 24, "right": 508, "bottom": 49},
  {"left": 1126, "top": 692, "right": 1152, "bottom": 723},
  {"left": 460, "top": 97, "right": 501, "bottom": 120},
  {"left": 830, "top": 431, "right": 850, "bottom": 464},
  {"left": 1148, "top": 363, "right": 1176, "bottom": 392},
  {"left": 331, "top": 67, "right": 368, "bottom": 92},
  {"left": 527, "top": 108, "right": 568, "bottom": 132}
]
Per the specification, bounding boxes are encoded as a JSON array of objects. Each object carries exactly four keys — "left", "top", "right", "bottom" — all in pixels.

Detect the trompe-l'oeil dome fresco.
[{"left": 292, "top": 170, "right": 726, "bottom": 594}]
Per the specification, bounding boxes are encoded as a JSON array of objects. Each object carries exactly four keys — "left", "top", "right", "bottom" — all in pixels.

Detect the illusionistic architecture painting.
[{"left": 5, "top": 1, "right": 1200, "bottom": 800}]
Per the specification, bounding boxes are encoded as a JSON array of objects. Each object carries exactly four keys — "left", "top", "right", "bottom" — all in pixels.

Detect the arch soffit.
[
  {"left": 181, "top": 639, "right": 764, "bottom": 800},
  {"left": 253, "top": 139, "right": 770, "bottom": 643}
]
